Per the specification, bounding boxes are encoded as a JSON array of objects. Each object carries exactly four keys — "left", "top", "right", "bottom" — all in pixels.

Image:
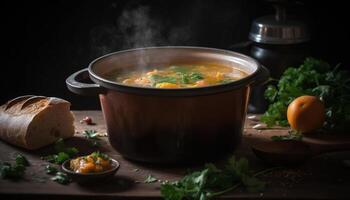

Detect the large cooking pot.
[{"left": 66, "top": 46, "right": 269, "bottom": 163}]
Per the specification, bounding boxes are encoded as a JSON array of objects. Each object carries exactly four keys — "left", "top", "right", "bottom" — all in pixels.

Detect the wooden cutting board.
[{"left": 1, "top": 111, "right": 350, "bottom": 199}]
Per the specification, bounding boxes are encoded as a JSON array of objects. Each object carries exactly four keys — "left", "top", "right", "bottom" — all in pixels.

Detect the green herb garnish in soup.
[{"left": 110, "top": 64, "right": 248, "bottom": 88}]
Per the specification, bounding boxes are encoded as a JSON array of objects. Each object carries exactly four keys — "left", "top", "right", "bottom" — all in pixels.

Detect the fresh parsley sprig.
[
  {"left": 45, "top": 165, "right": 58, "bottom": 175},
  {"left": 91, "top": 151, "right": 110, "bottom": 161},
  {"left": 51, "top": 172, "right": 71, "bottom": 185},
  {"left": 144, "top": 174, "right": 158, "bottom": 183},
  {"left": 83, "top": 130, "right": 101, "bottom": 147},
  {"left": 160, "top": 156, "right": 273, "bottom": 200}
]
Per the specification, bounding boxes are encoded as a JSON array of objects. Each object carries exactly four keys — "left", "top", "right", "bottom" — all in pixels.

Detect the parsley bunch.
[
  {"left": 161, "top": 156, "right": 267, "bottom": 200},
  {"left": 261, "top": 57, "right": 350, "bottom": 132}
]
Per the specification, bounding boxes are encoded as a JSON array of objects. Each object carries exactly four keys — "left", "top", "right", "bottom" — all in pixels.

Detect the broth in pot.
[{"left": 107, "top": 64, "right": 248, "bottom": 88}]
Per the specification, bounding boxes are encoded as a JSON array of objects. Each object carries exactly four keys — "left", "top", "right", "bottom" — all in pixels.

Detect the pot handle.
[
  {"left": 251, "top": 65, "right": 270, "bottom": 87},
  {"left": 66, "top": 68, "right": 104, "bottom": 96}
]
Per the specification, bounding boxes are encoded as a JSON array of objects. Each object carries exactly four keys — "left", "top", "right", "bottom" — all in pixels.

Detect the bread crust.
[{"left": 0, "top": 95, "right": 75, "bottom": 149}]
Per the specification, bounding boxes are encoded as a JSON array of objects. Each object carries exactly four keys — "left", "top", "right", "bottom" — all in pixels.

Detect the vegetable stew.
[{"left": 107, "top": 64, "right": 248, "bottom": 88}]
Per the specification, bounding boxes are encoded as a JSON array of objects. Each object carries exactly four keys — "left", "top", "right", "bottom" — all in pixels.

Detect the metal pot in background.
[{"left": 231, "top": 1, "right": 311, "bottom": 113}]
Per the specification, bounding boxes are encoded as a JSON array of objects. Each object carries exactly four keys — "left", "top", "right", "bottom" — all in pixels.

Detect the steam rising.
[
  {"left": 118, "top": 6, "right": 163, "bottom": 48},
  {"left": 90, "top": 5, "right": 193, "bottom": 57}
]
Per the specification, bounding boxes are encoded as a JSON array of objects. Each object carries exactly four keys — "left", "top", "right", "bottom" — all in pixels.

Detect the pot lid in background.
[{"left": 249, "top": 1, "right": 310, "bottom": 44}]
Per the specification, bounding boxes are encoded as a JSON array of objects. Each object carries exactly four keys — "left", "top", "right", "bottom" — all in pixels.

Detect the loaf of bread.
[{"left": 0, "top": 95, "right": 75, "bottom": 150}]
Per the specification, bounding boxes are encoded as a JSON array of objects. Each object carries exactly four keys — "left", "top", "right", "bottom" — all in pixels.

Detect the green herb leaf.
[
  {"left": 0, "top": 162, "right": 26, "bottom": 180},
  {"left": 56, "top": 152, "right": 70, "bottom": 164},
  {"left": 170, "top": 66, "right": 190, "bottom": 73},
  {"left": 84, "top": 130, "right": 100, "bottom": 139},
  {"left": 41, "top": 155, "right": 57, "bottom": 163},
  {"left": 51, "top": 172, "right": 71, "bottom": 185},
  {"left": 64, "top": 147, "right": 79, "bottom": 157},
  {"left": 177, "top": 71, "right": 204, "bottom": 85},
  {"left": 42, "top": 138, "right": 79, "bottom": 164},
  {"left": 91, "top": 151, "right": 110, "bottom": 161},
  {"left": 54, "top": 138, "right": 79, "bottom": 157},
  {"left": 160, "top": 183, "right": 186, "bottom": 200},
  {"left": 0, "top": 154, "right": 29, "bottom": 180},
  {"left": 179, "top": 73, "right": 190, "bottom": 84},
  {"left": 45, "top": 165, "right": 58, "bottom": 175},
  {"left": 271, "top": 131, "right": 303, "bottom": 141},
  {"left": 160, "top": 156, "right": 269, "bottom": 200},
  {"left": 83, "top": 130, "right": 101, "bottom": 147},
  {"left": 42, "top": 151, "right": 70, "bottom": 164},
  {"left": 150, "top": 74, "right": 178, "bottom": 86},
  {"left": 144, "top": 174, "right": 158, "bottom": 183},
  {"left": 15, "top": 154, "right": 30, "bottom": 166},
  {"left": 189, "top": 72, "right": 204, "bottom": 82}
]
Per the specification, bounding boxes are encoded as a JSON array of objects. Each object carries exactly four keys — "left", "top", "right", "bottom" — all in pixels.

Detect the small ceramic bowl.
[{"left": 62, "top": 158, "right": 120, "bottom": 183}]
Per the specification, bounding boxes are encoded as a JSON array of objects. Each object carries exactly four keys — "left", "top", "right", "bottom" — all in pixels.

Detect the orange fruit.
[{"left": 287, "top": 95, "right": 325, "bottom": 133}]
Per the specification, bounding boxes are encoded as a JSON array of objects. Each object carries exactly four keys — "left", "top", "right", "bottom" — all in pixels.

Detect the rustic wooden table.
[{"left": 1, "top": 111, "right": 350, "bottom": 199}]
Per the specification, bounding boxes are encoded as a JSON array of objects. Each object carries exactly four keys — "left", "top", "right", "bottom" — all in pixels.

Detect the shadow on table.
[
  {"left": 15, "top": 136, "right": 112, "bottom": 158},
  {"left": 76, "top": 175, "right": 135, "bottom": 193}
]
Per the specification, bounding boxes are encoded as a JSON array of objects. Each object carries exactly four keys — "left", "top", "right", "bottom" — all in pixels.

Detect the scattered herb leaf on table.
[
  {"left": 144, "top": 174, "right": 158, "bottom": 183},
  {"left": 45, "top": 165, "right": 58, "bottom": 175},
  {"left": 51, "top": 172, "right": 71, "bottom": 185},
  {"left": 15, "top": 154, "right": 30, "bottom": 166},
  {"left": 83, "top": 130, "right": 102, "bottom": 147},
  {"left": 42, "top": 138, "right": 79, "bottom": 164},
  {"left": 271, "top": 131, "right": 303, "bottom": 141},
  {"left": 161, "top": 156, "right": 272, "bottom": 200},
  {"left": 0, "top": 153, "right": 29, "bottom": 180}
]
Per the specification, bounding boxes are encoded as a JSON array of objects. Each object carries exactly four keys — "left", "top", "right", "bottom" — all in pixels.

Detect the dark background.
[{"left": 2, "top": 0, "right": 349, "bottom": 109}]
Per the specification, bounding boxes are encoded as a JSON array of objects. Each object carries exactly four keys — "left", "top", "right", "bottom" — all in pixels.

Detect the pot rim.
[{"left": 87, "top": 46, "right": 264, "bottom": 96}]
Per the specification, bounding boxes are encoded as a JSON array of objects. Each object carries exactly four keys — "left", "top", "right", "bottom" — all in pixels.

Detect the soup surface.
[{"left": 108, "top": 64, "right": 248, "bottom": 88}]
